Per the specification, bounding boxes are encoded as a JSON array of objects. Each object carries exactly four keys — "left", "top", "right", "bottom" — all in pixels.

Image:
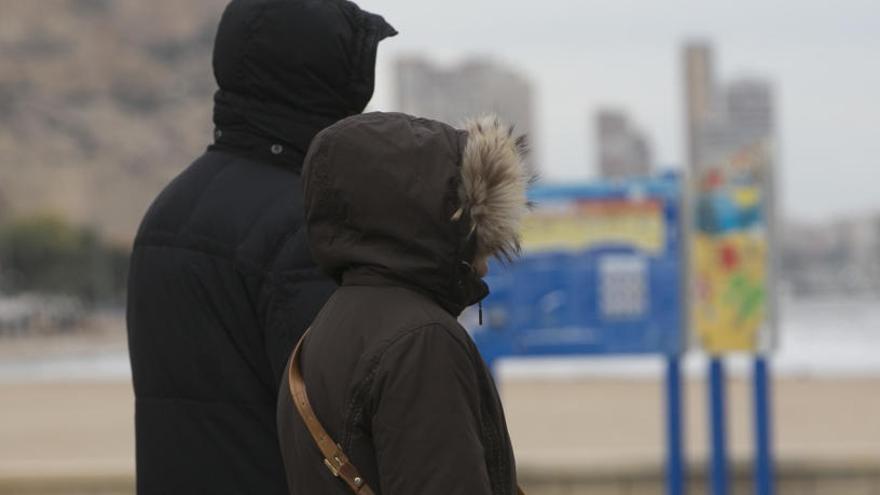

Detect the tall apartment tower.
[
  {"left": 726, "top": 79, "right": 774, "bottom": 146},
  {"left": 394, "top": 56, "right": 537, "bottom": 173},
  {"left": 596, "top": 110, "right": 653, "bottom": 179},
  {"left": 684, "top": 42, "right": 775, "bottom": 172},
  {"left": 683, "top": 41, "right": 716, "bottom": 172}
]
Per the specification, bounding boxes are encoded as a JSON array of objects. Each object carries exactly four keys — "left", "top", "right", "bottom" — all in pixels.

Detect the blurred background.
[{"left": 1, "top": 0, "right": 878, "bottom": 493}]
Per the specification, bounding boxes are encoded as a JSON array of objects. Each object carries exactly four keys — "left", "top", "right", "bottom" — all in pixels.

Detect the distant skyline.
[
  {"left": 393, "top": 57, "right": 537, "bottom": 174},
  {"left": 367, "top": 0, "right": 880, "bottom": 222}
]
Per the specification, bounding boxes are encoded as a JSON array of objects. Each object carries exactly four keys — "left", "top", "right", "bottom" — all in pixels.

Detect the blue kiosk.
[{"left": 466, "top": 172, "right": 688, "bottom": 495}]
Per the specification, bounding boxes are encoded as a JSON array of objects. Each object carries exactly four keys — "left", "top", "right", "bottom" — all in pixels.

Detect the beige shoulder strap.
[{"left": 287, "top": 329, "right": 525, "bottom": 495}]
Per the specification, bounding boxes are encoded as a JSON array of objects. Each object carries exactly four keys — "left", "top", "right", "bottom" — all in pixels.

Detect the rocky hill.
[{"left": 0, "top": 0, "right": 229, "bottom": 244}]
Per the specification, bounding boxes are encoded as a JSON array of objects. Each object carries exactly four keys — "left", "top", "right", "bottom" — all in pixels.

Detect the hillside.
[{"left": 0, "top": 0, "right": 229, "bottom": 244}]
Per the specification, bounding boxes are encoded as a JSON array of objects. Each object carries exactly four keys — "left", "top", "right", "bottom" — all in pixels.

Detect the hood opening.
[{"left": 302, "top": 112, "right": 530, "bottom": 315}]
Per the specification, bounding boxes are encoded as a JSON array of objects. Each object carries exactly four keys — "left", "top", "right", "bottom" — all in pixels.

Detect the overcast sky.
[{"left": 365, "top": 0, "right": 880, "bottom": 222}]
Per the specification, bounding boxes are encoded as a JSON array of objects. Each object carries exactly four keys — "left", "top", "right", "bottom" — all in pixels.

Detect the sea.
[{"left": 0, "top": 297, "right": 878, "bottom": 383}]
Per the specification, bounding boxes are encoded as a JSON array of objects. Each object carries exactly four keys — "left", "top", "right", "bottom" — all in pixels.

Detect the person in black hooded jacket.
[
  {"left": 277, "top": 112, "right": 531, "bottom": 495},
  {"left": 125, "top": 1, "right": 395, "bottom": 493}
]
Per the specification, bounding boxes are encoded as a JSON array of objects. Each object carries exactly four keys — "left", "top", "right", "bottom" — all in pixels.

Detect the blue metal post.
[
  {"left": 754, "top": 355, "right": 775, "bottom": 495},
  {"left": 709, "top": 357, "right": 729, "bottom": 495},
  {"left": 665, "top": 355, "right": 686, "bottom": 495}
]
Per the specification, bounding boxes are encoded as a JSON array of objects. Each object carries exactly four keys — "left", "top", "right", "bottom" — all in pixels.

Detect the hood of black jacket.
[
  {"left": 302, "top": 113, "right": 490, "bottom": 316},
  {"left": 210, "top": 0, "right": 396, "bottom": 169}
]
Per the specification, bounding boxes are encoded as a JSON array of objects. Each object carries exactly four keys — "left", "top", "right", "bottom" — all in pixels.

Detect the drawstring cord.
[{"left": 459, "top": 260, "right": 485, "bottom": 326}]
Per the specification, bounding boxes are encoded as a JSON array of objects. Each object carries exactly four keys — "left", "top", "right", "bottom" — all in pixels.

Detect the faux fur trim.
[{"left": 457, "top": 115, "right": 531, "bottom": 262}]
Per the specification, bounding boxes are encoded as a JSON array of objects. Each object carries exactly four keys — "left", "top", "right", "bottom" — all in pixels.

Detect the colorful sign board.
[
  {"left": 691, "top": 141, "right": 775, "bottom": 353},
  {"left": 465, "top": 173, "right": 686, "bottom": 365}
]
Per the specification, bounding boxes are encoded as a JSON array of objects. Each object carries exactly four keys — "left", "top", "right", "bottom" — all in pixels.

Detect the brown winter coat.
[{"left": 277, "top": 112, "right": 529, "bottom": 495}]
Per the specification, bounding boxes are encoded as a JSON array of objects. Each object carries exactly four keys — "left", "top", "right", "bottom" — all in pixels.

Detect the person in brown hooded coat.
[{"left": 277, "top": 112, "right": 530, "bottom": 495}]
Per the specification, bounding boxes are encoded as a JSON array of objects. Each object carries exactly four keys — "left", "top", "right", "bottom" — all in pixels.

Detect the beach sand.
[
  {"left": 502, "top": 376, "right": 880, "bottom": 470},
  {"left": 1, "top": 375, "right": 879, "bottom": 479}
]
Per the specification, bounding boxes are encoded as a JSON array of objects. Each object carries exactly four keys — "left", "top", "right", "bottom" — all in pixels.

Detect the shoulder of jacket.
[{"left": 377, "top": 321, "right": 476, "bottom": 369}]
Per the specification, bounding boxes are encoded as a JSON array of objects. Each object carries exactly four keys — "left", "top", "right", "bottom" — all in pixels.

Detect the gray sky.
[{"left": 366, "top": 0, "right": 880, "bottom": 222}]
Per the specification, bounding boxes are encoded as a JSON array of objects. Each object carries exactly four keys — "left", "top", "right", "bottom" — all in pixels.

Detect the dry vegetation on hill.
[{"left": 0, "top": 0, "right": 229, "bottom": 243}]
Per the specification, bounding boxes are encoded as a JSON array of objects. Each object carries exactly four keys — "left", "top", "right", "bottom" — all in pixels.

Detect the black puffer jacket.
[
  {"left": 126, "top": 1, "right": 394, "bottom": 493},
  {"left": 277, "top": 113, "right": 530, "bottom": 495}
]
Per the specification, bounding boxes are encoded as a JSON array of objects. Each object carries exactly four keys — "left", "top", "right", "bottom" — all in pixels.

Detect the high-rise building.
[
  {"left": 394, "top": 56, "right": 537, "bottom": 172},
  {"left": 683, "top": 41, "right": 715, "bottom": 170},
  {"left": 595, "top": 109, "right": 653, "bottom": 179},
  {"left": 683, "top": 42, "right": 775, "bottom": 173},
  {"left": 726, "top": 79, "right": 774, "bottom": 146}
]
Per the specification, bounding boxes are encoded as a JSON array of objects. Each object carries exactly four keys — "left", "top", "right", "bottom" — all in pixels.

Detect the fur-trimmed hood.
[
  {"left": 302, "top": 112, "right": 529, "bottom": 315},
  {"left": 458, "top": 116, "right": 531, "bottom": 263}
]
